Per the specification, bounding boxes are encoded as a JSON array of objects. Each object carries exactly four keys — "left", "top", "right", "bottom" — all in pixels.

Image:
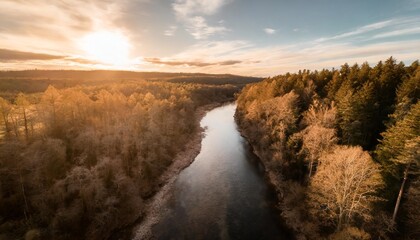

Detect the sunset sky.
[{"left": 1, "top": 0, "right": 420, "bottom": 76}]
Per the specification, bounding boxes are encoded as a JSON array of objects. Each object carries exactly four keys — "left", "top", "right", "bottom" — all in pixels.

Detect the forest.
[
  {"left": 235, "top": 57, "right": 419, "bottom": 239},
  {"left": 0, "top": 70, "right": 261, "bottom": 100},
  {"left": 0, "top": 77, "right": 240, "bottom": 240}
]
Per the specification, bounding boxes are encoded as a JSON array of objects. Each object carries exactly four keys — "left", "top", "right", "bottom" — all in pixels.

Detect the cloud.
[
  {"left": 0, "top": 0, "right": 130, "bottom": 56},
  {"left": 172, "top": 0, "right": 230, "bottom": 18},
  {"left": 172, "top": 0, "right": 231, "bottom": 39},
  {"left": 164, "top": 25, "right": 178, "bottom": 36},
  {"left": 316, "top": 19, "right": 395, "bottom": 42},
  {"left": 0, "top": 48, "right": 64, "bottom": 61},
  {"left": 174, "top": 40, "right": 253, "bottom": 59},
  {"left": 186, "top": 16, "right": 228, "bottom": 39},
  {"left": 315, "top": 17, "right": 420, "bottom": 43},
  {"left": 264, "top": 28, "right": 276, "bottom": 35},
  {"left": 372, "top": 26, "right": 420, "bottom": 39},
  {"left": 219, "top": 60, "right": 242, "bottom": 65},
  {"left": 144, "top": 57, "right": 241, "bottom": 67},
  {"left": 139, "top": 34, "right": 420, "bottom": 77},
  {"left": 64, "top": 57, "right": 100, "bottom": 65},
  {"left": 0, "top": 48, "right": 101, "bottom": 68}
]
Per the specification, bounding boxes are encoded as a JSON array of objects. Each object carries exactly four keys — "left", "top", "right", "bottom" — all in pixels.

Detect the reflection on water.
[{"left": 151, "top": 104, "right": 291, "bottom": 240}]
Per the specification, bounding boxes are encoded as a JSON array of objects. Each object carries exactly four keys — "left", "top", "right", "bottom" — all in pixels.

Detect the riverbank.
[
  {"left": 110, "top": 102, "right": 228, "bottom": 240},
  {"left": 132, "top": 102, "right": 226, "bottom": 240},
  {"left": 233, "top": 114, "right": 302, "bottom": 240}
]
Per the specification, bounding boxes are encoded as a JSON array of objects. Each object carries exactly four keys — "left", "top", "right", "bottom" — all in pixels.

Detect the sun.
[{"left": 79, "top": 31, "right": 131, "bottom": 66}]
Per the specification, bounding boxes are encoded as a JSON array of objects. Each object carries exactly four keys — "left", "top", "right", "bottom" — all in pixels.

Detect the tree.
[
  {"left": 391, "top": 137, "right": 419, "bottom": 222},
  {"left": 376, "top": 102, "right": 420, "bottom": 222},
  {"left": 15, "top": 93, "right": 30, "bottom": 141},
  {"left": 301, "top": 125, "right": 337, "bottom": 177},
  {"left": 403, "top": 178, "right": 420, "bottom": 239},
  {"left": 40, "top": 85, "right": 62, "bottom": 135},
  {"left": 335, "top": 81, "right": 355, "bottom": 144},
  {"left": 391, "top": 69, "right": 419, "bottom": 123},
  {"left": 350, "top": 81, "right": 379, "bottom": 148},
  {"left": 0, "top": 97, "right": 12, "bottom": 137},
  {"left": 327, "top": 71, "right": 344, "bottom": 100},
  {"left": 303, "top": 99, "right": 337, "bottom": 128},
  {"left": 309, "top": 146, "right": 383, "bottom": 231}
]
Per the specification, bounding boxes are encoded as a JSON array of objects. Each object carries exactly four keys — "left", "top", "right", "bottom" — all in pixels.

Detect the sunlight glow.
[{"left": 79, "top": 31, "right": 131, "bottom": 66}]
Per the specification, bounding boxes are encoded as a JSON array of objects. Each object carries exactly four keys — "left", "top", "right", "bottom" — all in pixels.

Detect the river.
[{"left": 133, "top": 103, "right": 292, "bottom": 240}]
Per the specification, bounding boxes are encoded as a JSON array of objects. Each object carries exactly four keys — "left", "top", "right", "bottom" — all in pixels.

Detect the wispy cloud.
[
  {"left": 264, "top": 28, "right": 276, "bottom": 35},
  {"left": 172, "top": 0, "right": 231, "bottom": 18},
  {"left": 144, "top": 57, "right": 241, "bottom": 67},
  {"left": 172, "top": 0, "right": 232, "bottom": 39},
  {"left": 315, "top": 19, "right": 395, "bottom": 42},
  {"left": 315, "top": 17, "right": 420, "bottom": 43},
  {"left": 186, "top": 16, "right": 228, "bottom": 39},
  {"left": 164, "top": 25, "right": 178, "bottom": 36},
  {"left": 0, "top": 0, "right": 129, "bottom": 56},
  {"left": 372, "top": 26, "right": 420, "bottom": 39},
  {"left": 0, "top": 49, "right": 64, "bottom": 61},
  {"left": 174, "top": 40, "right": 253, "bottom": 59},
  {"left": 0, "top": 48, "right": 100, "bottom": 67},
  {"left": 140, "top": 35, "right": 420, "bottom": 77}
]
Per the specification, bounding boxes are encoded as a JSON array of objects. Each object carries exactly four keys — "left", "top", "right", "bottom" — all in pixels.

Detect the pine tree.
[{"left": 376, "top": 102, "right": 420, "bottom": 222}]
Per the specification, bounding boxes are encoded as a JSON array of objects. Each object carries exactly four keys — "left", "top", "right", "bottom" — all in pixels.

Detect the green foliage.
[
  {"left": 391, "top": 69, "right": 420, "bottom": 123},
  {"left": 376, "top": 102, "right": 420, "bottom": 175}
]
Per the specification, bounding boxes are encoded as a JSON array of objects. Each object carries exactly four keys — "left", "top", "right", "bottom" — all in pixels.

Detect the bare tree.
[
  {"left": 300, "top": 100, "right": 337, "bottom": 177},
  {"left": 303, "top": 99, "right": 337, "bottom": 128},
  {"left": 301, "top": 125, "right": 337, "bottom": 177},
  {"left": 308, "top": 146, "right": 383, "bottom": 231}
]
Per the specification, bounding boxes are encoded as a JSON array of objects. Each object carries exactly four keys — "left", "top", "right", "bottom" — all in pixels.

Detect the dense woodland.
[
  {"left": 235, "top": 57, "right": 419, "bottom": 239},
  {"left": 0, "top": 78, "right": 239, "bottom": 239},
  {"left": 0, "top": 70, "right": 261, "bottom": 100}
]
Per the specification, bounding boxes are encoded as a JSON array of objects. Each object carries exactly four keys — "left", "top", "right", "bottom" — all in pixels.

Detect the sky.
[{"left": 0, "top": 0, "right": 420, "bottom": 77}]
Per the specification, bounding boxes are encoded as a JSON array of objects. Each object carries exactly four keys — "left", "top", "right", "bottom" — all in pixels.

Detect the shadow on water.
[{"left": 149, "top": 103, "right": 293, "bottom": 240}]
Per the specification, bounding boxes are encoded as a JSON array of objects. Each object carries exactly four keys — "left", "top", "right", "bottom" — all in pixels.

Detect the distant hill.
[
  {"left": 0, "top": 70, "right": 262, "bottom": 96},
  {"left": 0, "top": 70, "right": 261, "bottom": 97}
]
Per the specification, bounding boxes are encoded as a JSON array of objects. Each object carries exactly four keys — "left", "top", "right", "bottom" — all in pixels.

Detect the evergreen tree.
[{"left": 376, "top": 102, "right": 420, "bottom": 222}]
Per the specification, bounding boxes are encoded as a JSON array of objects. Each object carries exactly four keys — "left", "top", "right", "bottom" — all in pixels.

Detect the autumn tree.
[
  {"left": 309, "top": 146, "right": 383, "bottom": 231},
  {"left": 15, "top": 93, "right": 30, "bottom": 141},
  {"left": 0, "top": 97, "right": 12, "bottom": 137},
  {"left": 40, "top": 85, "right": 62, "bottom": 136},
  {"left": 301, "top": 125, "right": 337, "bottom": 177},
  {"left": 302, "top": 99, "right": 336, "bottom": 128}
]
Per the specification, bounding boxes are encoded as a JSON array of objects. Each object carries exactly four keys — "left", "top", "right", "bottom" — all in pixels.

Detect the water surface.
[{"left": 150, "top": 104, "right": 291, "bottom": 240}]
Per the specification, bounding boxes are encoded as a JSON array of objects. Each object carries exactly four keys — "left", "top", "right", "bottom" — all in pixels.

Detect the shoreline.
[
  {"left": 233, "top": 114, "right": 297, "bottom": 239},
  {"left": 113, "top": 102, "right": 227, "bottom": 240}
]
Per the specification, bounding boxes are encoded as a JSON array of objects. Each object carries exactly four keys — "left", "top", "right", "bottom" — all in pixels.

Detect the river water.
[{"left": 140, "top": 104, "right": 292, "bottom": 240}]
